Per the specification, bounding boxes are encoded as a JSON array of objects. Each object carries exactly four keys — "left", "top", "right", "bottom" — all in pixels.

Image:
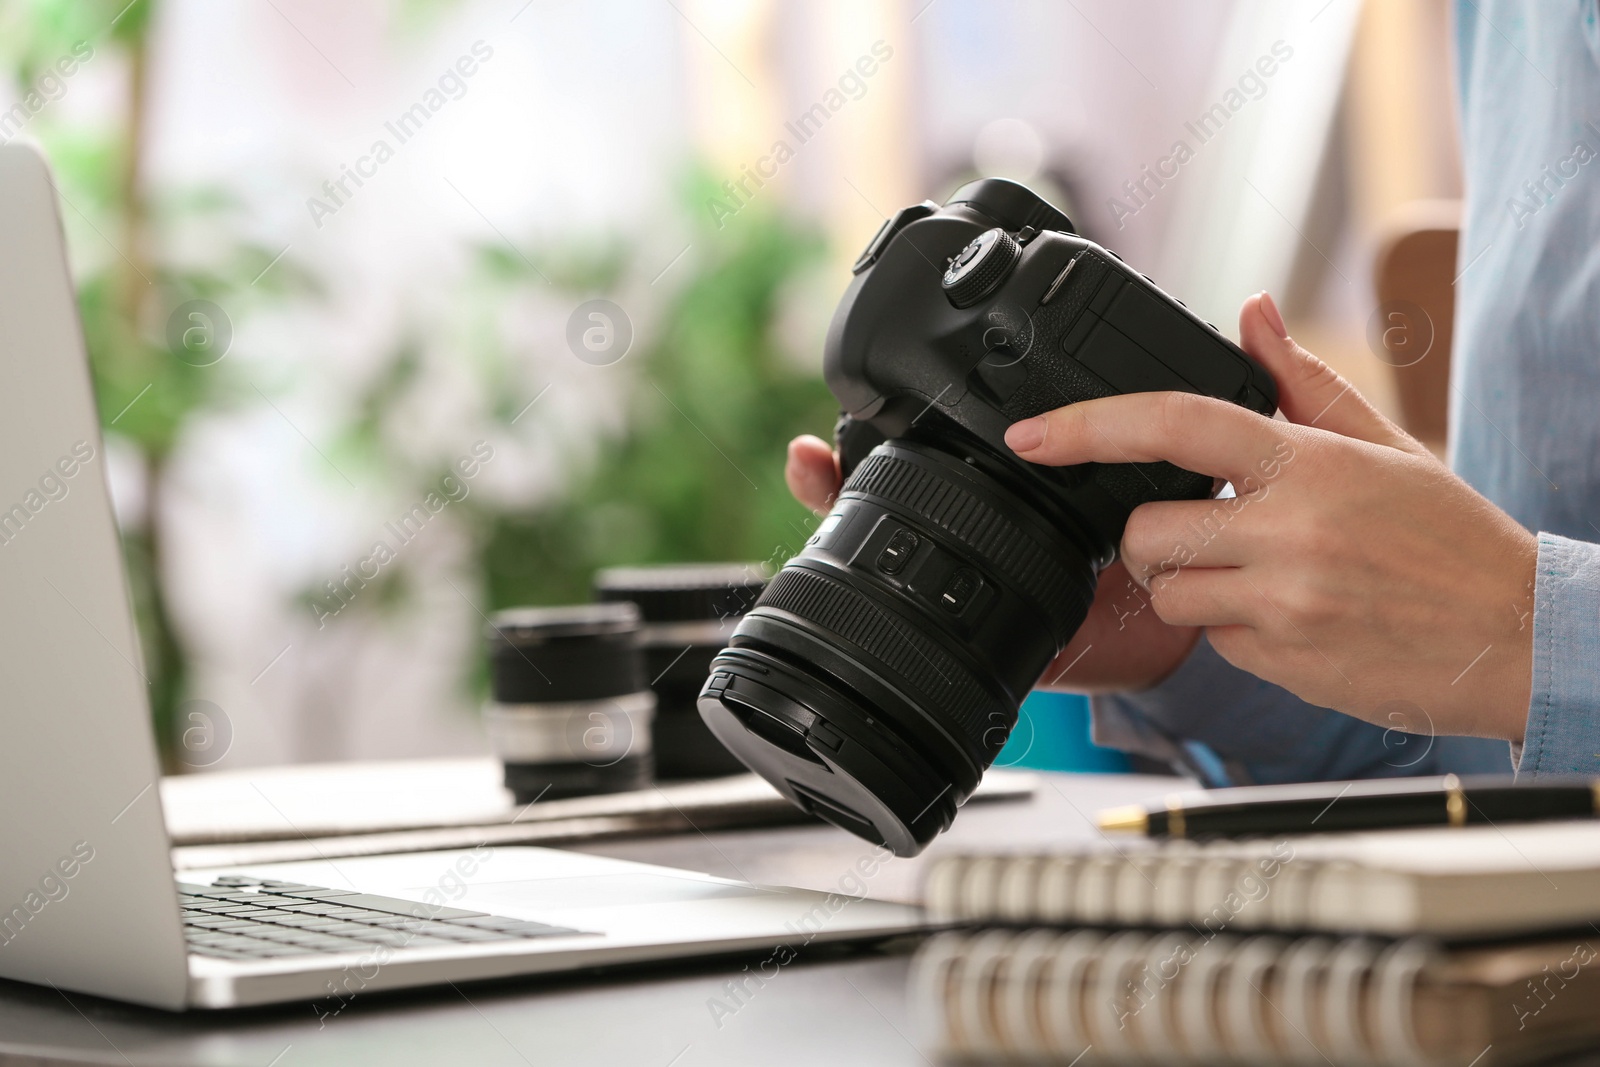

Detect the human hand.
[
  {"left": 1003, "top": 292, "right": 1537, "bottom": 742},
  {"left": 784, "top": 435, "right": 1202, "bottom": 694},
  {"left": 784, "top": 434, "right": 841, "bottom": 514}
]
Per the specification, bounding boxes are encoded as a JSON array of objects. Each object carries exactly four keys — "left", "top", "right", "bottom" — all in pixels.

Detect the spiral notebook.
[
  {"left": 913, "top": 824, "right": 1600, "bottom": 1065},
  {"left": 911, "top": 927, "right": 1600, "bottom": 1066},
  {"left": 922, "top": 821, "right": 1600, "bottom": 938}
]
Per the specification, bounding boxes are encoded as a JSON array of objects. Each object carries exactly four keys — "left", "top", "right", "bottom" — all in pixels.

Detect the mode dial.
[{"left": 941, "top": 227, "right": 1021, "bottom": 309}]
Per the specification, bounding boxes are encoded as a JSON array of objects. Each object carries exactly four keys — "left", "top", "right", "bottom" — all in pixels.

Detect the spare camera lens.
[
  {"left": 485, "top": 602, "right": 653, "bottom": 802},
  {"left": 594, "top": 562, "right": 767, "bottom": 780}
]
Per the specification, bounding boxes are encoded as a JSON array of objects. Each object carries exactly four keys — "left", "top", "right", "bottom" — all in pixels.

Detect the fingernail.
[
  {"left": 1260, "top": 291, "right": 1289, "bottom": 339},
  {"left": 1005, "top": 417, "right": 1046, "bottom": 452}
]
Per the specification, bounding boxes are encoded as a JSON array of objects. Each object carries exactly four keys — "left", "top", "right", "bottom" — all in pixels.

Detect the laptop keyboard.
[{"left": 178, "top": 875, "right": 587, "bottom": 960}]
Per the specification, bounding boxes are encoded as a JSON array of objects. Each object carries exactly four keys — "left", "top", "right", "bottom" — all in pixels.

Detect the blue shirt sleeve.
[
  {"left": 1087, "top": 638, "right": 1512, "bottom": 784},
  {"left": 1450, "top": 2, "right": 1600, "bottom": 775},
  {"left": 1075, "top": 4, "right": 1597, "bottom": 783},
  {"left": 1517, "top": 533, "right": 1600, "bottom": 775}
]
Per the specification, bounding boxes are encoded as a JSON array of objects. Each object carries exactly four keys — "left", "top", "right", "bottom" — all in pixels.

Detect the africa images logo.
[
  {"left": 1105, "top": 40, "right": 1294, "bottom": 230},
  {"left": 1505, "top": 129, "right": 1599, "bottom": 231},
  {"left": 704, "top": 40, "right": 894, "bottom": 229},
  {"left": 305, "top": 40, "right": 496, "bottom": 229}
]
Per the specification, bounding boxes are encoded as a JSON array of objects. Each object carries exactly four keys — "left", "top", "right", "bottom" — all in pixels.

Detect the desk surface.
[{"left": 0, "top": 772, "right": 1172, "bottom": 1067}]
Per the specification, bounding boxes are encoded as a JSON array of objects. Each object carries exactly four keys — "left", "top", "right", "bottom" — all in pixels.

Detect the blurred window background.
[{"left": 0, "top": 0, "right": 1460, "bottom": 774}]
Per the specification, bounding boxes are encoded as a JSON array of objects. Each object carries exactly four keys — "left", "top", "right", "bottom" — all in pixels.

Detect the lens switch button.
[
  {"left": 940, "top": 569, "right": 981, "bottom": 614},
  {"left": 877, "top": 529, "right": 919, "bottom": 574}
]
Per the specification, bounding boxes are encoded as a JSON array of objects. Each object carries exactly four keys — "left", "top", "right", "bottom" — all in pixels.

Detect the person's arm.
[
  {"left": 1518, "top": 534, "right": 1600, "bottom": 775},
  {"left": 791, "top": 291, "right": 1531, "bottom": 771},
  {"left": 1086, "top": 635, "right": 1512, "bottom": 783},
  {"left": 1005, "top": 292, "right": 1538, "bottom": 748}
]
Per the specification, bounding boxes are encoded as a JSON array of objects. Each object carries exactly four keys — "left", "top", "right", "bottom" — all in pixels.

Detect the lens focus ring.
[
  {"left": 755, "top": 565, "right": 1009, "bottom": 762},
  {"left": 843, "top": 447, "right": 1091, "bottom": 643}
]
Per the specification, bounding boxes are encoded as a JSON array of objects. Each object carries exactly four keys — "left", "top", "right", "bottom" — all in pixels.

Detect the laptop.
[{"left": 0, "top": 141, "right": 923, "bottom": 1011}]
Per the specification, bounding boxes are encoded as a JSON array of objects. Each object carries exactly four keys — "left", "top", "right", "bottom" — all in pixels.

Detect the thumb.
[
  {"left": 1241, "top": 292, "right": 1421, "bottom": 452},
  {"left": 785, "top": 435, "right": 841, "bottom": 514}
]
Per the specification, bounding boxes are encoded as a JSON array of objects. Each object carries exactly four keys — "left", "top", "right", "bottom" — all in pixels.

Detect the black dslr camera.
[{"left": 698, "top": 178, "right": 1278, "bottom": 855}]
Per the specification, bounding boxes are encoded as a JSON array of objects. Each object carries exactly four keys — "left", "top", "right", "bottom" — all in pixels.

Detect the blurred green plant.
[
  {"left": 12, "top": 1, "right": 841, "bottom": 753},
  {"left": 3, "top": 0, "right": 314, "bottom": 763},
  {"left": 301, "top": 169, "right": 838, "bottom": 718},
  {"left": 466, "top": 175, "right": 839, "bottom": 613}
]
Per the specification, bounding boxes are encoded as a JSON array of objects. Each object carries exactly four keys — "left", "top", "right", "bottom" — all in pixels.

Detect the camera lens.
[
  {"left": 594, "top": 562, "right": 767, "bottom": 779},
  {"left": 698, "top": 431, "right": 1097, "bottom": 855},
  {"left": 486, "top": 602, "right": 654, "bottom": 802}
]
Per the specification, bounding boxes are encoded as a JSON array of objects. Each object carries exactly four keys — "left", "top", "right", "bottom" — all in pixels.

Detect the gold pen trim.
[
  {"left": 1166, "top": 795, "right": 1187, "bottom": 839},
  {"left": 1095, "top": 805, "right": 1149, "bottom": 834},
  {"left": 1440, "top": 773, "right": 1466, "bottom": 827}
]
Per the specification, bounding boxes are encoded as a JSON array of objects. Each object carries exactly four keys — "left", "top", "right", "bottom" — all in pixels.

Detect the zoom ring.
[
  {"left": 755, "top": 566, "right": 1008, "bottom": 761},
  {"left": 842, "top": 449, "right": 1090, "bottom": 639}
]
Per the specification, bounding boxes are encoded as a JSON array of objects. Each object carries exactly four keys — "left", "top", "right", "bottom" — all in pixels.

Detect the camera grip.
[{"left": 833, "top": 412, "right": 887, "bottom": 481}]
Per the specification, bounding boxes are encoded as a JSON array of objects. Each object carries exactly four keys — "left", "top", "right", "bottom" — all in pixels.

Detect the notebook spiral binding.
[
  {"left": 910, "top": 928, "right": 1440, "bottom": 1066},
  {"left": 923, "top": 844, "right": 1324, "bottom": 933}
]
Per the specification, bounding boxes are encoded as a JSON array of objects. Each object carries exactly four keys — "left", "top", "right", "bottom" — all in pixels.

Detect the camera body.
[
  {"left": 698, "top": 179, "right": 1279, "bottom": 856},
  {"left": 827, "top": 177, "right": 1277, "bottom": 553}
]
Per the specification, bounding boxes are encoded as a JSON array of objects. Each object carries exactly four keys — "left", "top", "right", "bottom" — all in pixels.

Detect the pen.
[{"left": 1095, "top": 774, "right": 1600, "bottom": 838}]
